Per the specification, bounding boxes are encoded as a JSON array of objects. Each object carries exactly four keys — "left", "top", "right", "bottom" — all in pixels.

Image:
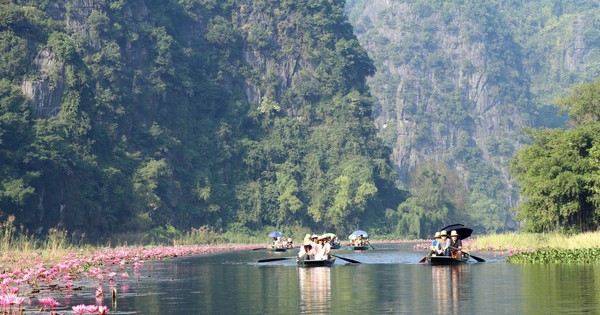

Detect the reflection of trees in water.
[
  {"left": 432, "top": 265, "right": 468, "bottom": 315},
  {"left": 298, "top": 267, "right": 331, "bottom": 314}
]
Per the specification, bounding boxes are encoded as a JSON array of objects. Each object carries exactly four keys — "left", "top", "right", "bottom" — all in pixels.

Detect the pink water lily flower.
[
  {"left": 72, "top": 304, "right": 87, "bottom": 314},
  {"left": 98, "top": 305, "right": 110, "bottom": 314},
  {"left": 0, "top": 293, "right": 25, "bottom": 306},
  {"left": 39, "top": 297, "right": 61, "bottom": 309},
  {"left": 85, "top": 304, "right": 98, "bottom": 313}
]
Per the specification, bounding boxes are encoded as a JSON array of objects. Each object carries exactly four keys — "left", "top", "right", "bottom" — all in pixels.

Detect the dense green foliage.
[
  {"left": 0, "top": 0, "right": 405, "bottom": 241},
  {"left": 507, "top": 248, "right": 600, "bottom": 264},
  {"left": 510, "top": 79, "right": 600, "bottom": 232}
]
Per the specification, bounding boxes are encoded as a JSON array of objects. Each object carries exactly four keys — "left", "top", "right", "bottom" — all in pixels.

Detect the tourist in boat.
[
  {"left": 440, "top": 230, "right": 451, "bottom": 256},
  {"left": 274, "top": 236, "right": 286, "bottom": 248},
  {"left": 330, "top": 235, "right": 340, "bottom": 248},
  {"left": 315, "top": 235, "right": 331, "bottom": 260},
  {"left": 287, "top": 238, "right": 293, "bottom": 248},
  {"left": 449, "top": 230, "right": 462, "bottom": 258},
  {"left": 310, "top": 234, "right": 320, "bottom": 251},
  {"left": 363, "top": 236, "right": 371, "bottom": 247},
  {"left": 298, "top": 238, "right": 315, "bottom": 261},
  {"left": 430, "top": 231, "right": 441, "bottom": 255},
  {"left": 353, "top": 235, "right": 364, "bottom": 246}
]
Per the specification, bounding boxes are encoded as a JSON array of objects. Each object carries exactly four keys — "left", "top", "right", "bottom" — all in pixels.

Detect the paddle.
[
  {"left": 257, "top": 257, "right": 294, "bottom": 263},
  {"left": 252, "top": 247, "right": 267, "bottom": 251},
  {"left": 418, "top": 254, "right": 430, "bottom": 263},
  {"left": 332, "top": 254, "right": 361, "bottom": 264},
  {"left": 464, "top": 251, "right": 485, "bottom": 262}
]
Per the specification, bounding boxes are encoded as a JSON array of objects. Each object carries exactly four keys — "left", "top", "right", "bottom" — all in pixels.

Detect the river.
[{"left": 65, "top": 243, "right": 600, "bottom": 314}]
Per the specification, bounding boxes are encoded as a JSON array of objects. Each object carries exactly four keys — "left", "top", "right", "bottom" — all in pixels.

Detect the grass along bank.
[
  {"left": 471, "top": 231, "right": 600, "bottom": 252},
  {"left": 471, "top": 231, "right": 600, "bottom": 264}
]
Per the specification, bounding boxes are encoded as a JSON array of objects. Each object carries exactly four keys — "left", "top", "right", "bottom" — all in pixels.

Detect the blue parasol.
[
  {"left": 350, "top": 230, "right": 368, "bottom": 238},
  {"left": 268, "top": 231, "right": 284, "bottom": 237}
]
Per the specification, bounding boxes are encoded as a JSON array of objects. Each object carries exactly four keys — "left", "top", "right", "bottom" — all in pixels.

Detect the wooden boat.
[
  {"left": 269, "top": 247, "right": 288, "bottom": 252},
  {"left": 349, "top": 245, "right": 369, "bottom": 250},
  {"left": 427, "top": 253, "right": 470, "bottom": 265},
  {"left": 297, "top": 258, "right": 335, "bottom": 267}
]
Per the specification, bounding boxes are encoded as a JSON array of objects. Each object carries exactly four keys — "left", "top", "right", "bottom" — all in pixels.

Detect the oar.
[
  {"left": 252, "top": 247, "right": 267, "bottom": 251},
  {"left": 418, "top": 254, "right": 430, "bottom": 263},
  {"left": 332, "top": 254, "right": 361, "bottom": 264},
  {"left": 464, "top": 251, "right": 485, "bottom": 262},
  {"left": 257, "top": 257, "right": 294, "bottom": 263}
]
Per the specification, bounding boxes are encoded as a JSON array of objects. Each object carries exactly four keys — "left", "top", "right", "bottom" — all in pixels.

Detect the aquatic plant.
[{"left": 507, "top": 248, "right": 600, "bottom": 264}]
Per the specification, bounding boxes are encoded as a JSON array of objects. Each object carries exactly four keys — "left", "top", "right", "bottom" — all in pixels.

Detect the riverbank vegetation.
[
  {"left": 472, "top": 231, "right": 600, "bottom": 264},
  {"left": 472, "top": 231, "right": 600, "bottom": 252}
]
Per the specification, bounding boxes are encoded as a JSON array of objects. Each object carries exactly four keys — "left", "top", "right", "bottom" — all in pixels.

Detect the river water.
[{"left": 70, "top": 243, "right": 600, "bottom": 314}]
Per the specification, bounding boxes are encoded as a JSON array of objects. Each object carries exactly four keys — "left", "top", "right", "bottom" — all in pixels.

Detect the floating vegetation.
[{"left": 507, "top": 248, "right": 600, "bottom": 264}]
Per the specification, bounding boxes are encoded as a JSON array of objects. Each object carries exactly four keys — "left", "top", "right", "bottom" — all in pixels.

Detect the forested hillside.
[
  {"left": 0, "top": 0, "right": 405, "bottom": 241},
  {"left": 345, "top": 0, "right": 600, "bottom": 236}
]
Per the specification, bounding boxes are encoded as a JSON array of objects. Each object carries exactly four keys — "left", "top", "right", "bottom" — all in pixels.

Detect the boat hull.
[
  {"left": 269, "top": 247, "right": 288, "bottom": 252},
  {"left": 297, "top": 259, "right": 335, "bottom": 267},
  {"left": 427, "top": 253, "right": 470, "bottom": 265},
  {"left": 349, "top": 246, "right": 369, "bottom": 250}
]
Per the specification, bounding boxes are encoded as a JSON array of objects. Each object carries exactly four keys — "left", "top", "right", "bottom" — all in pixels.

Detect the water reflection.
[
  {"left": 298, "top": 267, "right": 331, "bottom": 314},
  {"left": 432, "top": 265, "right": 469, "bottom": 315}
]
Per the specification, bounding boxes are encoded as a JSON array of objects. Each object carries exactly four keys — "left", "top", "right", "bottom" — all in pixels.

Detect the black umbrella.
[
  {"left": 441, "top": 227, "right": 472, "bottom": 240},
  {"left": 439, "top": 223, "right": 464, "bottom": 232}
]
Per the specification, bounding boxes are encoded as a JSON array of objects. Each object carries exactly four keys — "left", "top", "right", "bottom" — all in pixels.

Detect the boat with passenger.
[
  {"left": 348, "top": 230, "right": 370, "bottom": 250},
  {"left": 297, "top": 258, "right": 336, "bottom": 267},
  {"left": 420, "top": 224, "right": 485, "bottom": 264},
  {"left": 427, "top": 252, "right": 470, "bottom": 265}
]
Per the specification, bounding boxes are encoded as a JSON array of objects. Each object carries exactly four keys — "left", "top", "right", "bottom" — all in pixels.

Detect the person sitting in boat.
[
  {"left": 286, "top": 238, "right": 293, "bottom": 248},
  {"left": 363, "top": 237, "right": 371, "bottom": 247},
  {"left": 439, "top": 230, "right": 452, "bottom": 256},
  {"left": 315, "top": 235, "right": 331, "bottom": 260},
  {"left": 274, "top": 236, "right": 286, "bottom": 248},
  {"left": 449, "top": 230, "right": 462, "bottom": 258},
  {"left": 353, "top": 235, "right": 364, "bottom": 246},
  {"left": 310, "top": 234, "right": 320, "bottom": 251},
  {"left": 331, "top": 236, "right": 339, "bottom": 246},
  {"left": 298, "top": 238, "right": 315, "bottom": 261},
  {"left": 430, "top": 231, "right": 441, "bottom": 255}
]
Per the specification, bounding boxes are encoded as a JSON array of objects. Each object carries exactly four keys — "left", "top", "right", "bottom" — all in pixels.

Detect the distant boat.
[
  {"left": 268, "top": 247, "right": 287, "bottom": 252},
  {"left": 349, "top": 245, "right": 369, "bottom": 250}
]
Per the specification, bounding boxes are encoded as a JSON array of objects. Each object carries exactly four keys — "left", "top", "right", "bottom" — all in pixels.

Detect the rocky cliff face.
[
  {"left": 21, "top": 48, "right": 65, "bottom": 118},
  {"left": 346, "top": 0, "right": 600, "bottom": 230},
  {"left": 352, "top": 1, "right": 530, "bottom": 177}
]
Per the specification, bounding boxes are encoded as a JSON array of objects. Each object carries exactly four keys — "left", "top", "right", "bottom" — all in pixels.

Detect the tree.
[{"left": 511, "top": 79, "right": 600, "bottom": 232}]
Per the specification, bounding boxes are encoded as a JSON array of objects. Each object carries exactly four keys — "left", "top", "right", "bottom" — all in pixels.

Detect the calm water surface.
[{"left": 72, "top": 243, "right": 600, "bottom": 314}]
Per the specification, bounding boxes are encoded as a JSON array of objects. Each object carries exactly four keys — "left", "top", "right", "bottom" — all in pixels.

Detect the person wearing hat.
[
  {"left": 310, "top": 234, "right": 321, "bottom": 254},
  {"left": 315, "top": 235, "right": 332, "bottom": 260},
  {"left": 449, "top": 230, "right": 462, "bottom": 258},
  {"left": 430, "top": 232, "right": 442, "bottom": 256},
  {"left": 298, "top": 237, "right": 315, "bottom": 261},
  {"left": 286, "top": 237, "right": 293, "bottom": 248},
  {"left": 440, "top": 230, "right": 451, "bottom": 256}
]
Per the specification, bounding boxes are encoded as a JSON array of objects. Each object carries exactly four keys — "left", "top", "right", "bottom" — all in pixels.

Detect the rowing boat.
[
  {"left": 297, "top": 258, "right": 335, "bottom": 267},
  {"left": 349, "top": 245, "right": 369, "bottom": 250},
  {"left": 269, "top": 247, "right": 287, "bottom": 252},
  {"left": 427, "top": 253, "right": 470, "bottom": 265}
]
